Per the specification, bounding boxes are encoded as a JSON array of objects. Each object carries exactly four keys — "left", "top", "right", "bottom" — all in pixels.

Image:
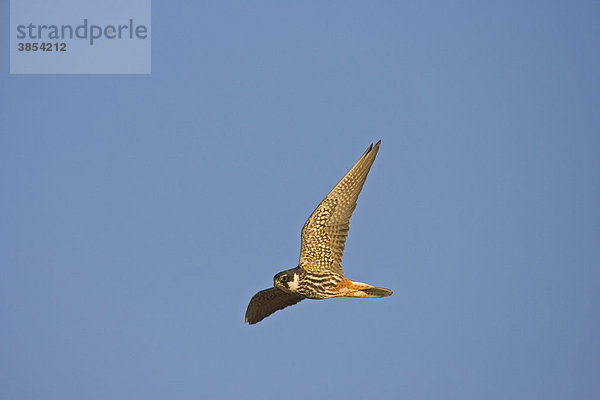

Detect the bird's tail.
[{"left": 342, "top": 279, "right": 393, "bottom": 298}]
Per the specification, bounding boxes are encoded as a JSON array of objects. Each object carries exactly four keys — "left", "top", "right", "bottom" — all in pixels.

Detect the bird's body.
[
  {"left": 245, "top": 141, "right": 391, "bottom": 325},
  {"left": 274, "top": 267, "right": 391, "bottom": 299},
  {"left": 276, "top": 267, "right": 344, "bottom": 299}
]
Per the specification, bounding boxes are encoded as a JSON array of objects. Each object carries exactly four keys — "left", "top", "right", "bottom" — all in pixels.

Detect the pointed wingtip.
[
  {"left": 364, "top": 140, "right": 381, "bottom": 156},
  {"left": 364, "top": 140, "right": 381, "bottom": 157},
  {"left": 367, "top": 139, "right": 381, "bottom": 153}
]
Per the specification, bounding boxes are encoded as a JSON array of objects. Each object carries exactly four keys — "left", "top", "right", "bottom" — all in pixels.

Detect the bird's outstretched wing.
[
  {"left": 298, "top": 141, "right": 381, "bottom": 275},
  {"left": 245, "top": 287, "right": 304, "bottom": 324}
]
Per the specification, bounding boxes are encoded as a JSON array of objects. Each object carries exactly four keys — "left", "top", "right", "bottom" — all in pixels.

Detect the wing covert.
[{"left": 298, "top": 141, "right": 381, "bottom": 275}]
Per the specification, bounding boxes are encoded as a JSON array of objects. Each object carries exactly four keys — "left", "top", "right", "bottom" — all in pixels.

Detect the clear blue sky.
[{"left": 2, "top": 2, "right": 599, "bottom": 399}]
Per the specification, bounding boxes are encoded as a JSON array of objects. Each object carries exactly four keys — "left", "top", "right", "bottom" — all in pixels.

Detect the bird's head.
[{"left": 274, "top": 268, "right": 300, "bottom": 293}]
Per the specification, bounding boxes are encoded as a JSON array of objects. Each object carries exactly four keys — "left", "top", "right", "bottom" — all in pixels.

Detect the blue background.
[{"left": 2, "top": 2, "right": 599, "bottom": 399}]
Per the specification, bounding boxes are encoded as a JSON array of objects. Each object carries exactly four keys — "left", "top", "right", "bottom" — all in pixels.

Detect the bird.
[{"left": 245, "top": 140, "right": 392, "bottom": 325}]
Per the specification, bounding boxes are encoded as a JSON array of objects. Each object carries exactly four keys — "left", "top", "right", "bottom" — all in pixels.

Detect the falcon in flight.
[{"left": 245, "top": 141, "right": 392, "bottom": 324}]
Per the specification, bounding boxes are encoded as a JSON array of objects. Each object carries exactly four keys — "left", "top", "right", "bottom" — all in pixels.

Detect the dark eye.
[{"left": 281, "top": 275, "right": 288, "bottom": 282}]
